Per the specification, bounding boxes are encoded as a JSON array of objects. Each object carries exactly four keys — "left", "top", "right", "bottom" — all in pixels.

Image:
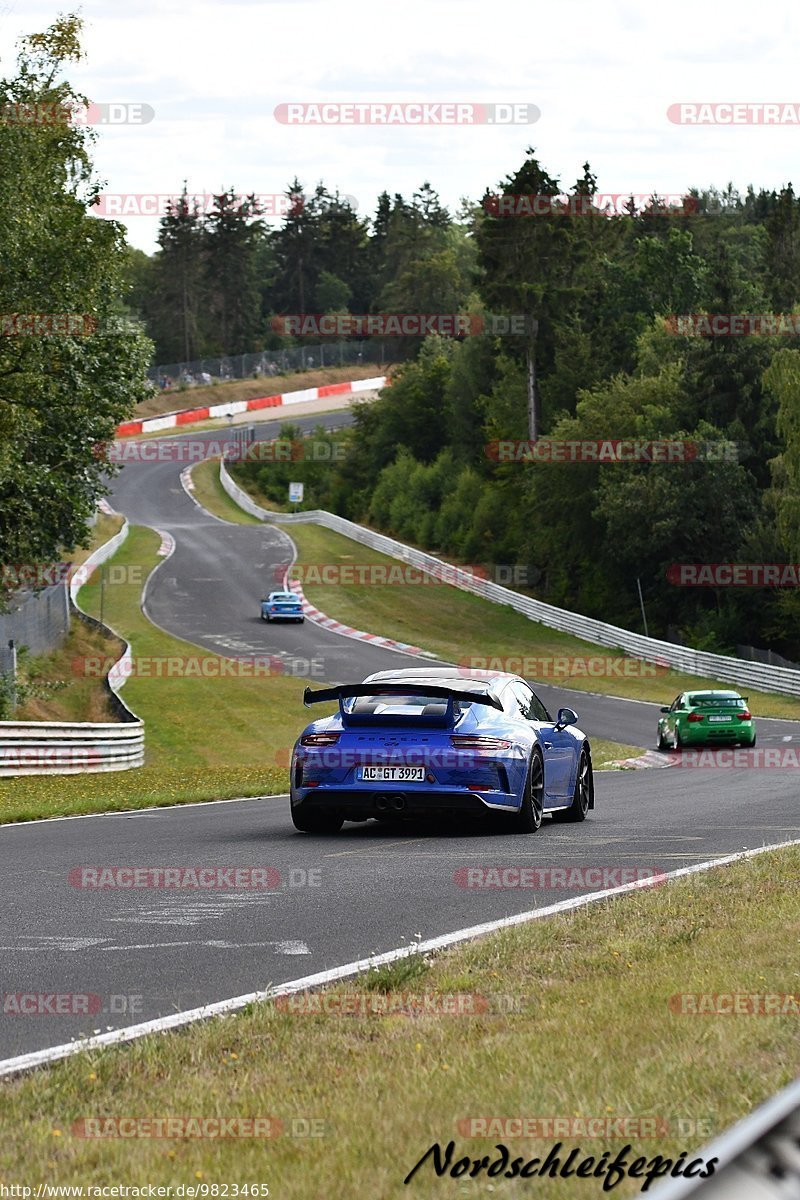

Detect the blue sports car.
[
  {"left": 261, "top": 590, "right": 304, "bottom": 623},
  {"left": 289, "top": 667, "right": 593, "bottom": 834}
]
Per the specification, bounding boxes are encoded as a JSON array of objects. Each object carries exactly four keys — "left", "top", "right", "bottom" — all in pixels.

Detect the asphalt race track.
[
  {"left": 1, "top": 772, "right": 798, "bottom": 1061},
  {"left": 1, "top": 413, "right": 798, "bottom": 1065}
]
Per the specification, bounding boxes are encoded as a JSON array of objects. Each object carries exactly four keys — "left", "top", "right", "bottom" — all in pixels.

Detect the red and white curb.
[
  {"left": 606, "top": 749, "right": 675, "bottom": 769},
  {"left": 156, "top": 529, "right": 175, "bottom": 558},
  {"left": 117, "top": 376, "right": 386, "bottom": 438},
  {"left": 283, "top": 575, "right": 436, "bottom": 659}
]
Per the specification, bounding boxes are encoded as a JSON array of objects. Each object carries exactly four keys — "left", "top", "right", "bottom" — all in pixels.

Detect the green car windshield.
[{"left": 687, "top": 695, "right": 746, "bottom": 707}]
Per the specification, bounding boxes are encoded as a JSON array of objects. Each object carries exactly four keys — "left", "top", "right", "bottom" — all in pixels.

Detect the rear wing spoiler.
[{"left": 302, "top": 683, "right": 503, "bottom": 727}]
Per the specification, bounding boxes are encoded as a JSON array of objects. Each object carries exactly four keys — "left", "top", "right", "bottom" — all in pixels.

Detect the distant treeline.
[{"left": 224, "top": 155, "right": 800, "bottom": 657}]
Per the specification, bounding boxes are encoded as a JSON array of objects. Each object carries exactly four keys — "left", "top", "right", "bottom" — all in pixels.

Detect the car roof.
[{"left": 362, "top": 666, "right": 522, "bottom": 697}]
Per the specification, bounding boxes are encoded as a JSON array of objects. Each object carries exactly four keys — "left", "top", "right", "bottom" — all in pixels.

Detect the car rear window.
[
  {"left": 688, "top": 695, "right": 745, "bottom": 707},
  {"left": 346, "top": 694, "right": 475, "bottom": 714}
]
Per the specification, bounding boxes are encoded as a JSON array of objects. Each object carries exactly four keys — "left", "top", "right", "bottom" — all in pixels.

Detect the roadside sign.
[{"left": 289, "top": 481, "right": 304, "bottom": 503}]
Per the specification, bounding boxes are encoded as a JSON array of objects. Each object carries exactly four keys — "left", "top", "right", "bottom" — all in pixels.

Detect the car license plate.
[
  {"left": 708, "top": 715, "right": 732, "bottom": 722},
  {"left": 358, "top": 766, "right": 426, "bottom": 782}
]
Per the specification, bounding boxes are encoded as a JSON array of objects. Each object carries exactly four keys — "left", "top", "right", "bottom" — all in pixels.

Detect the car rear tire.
[
  {"left": 511, "top": 749, "right": 544, "bottom": 833},
  {"left": 291, "top": 806, "right": 343, "bottom": 834},
  {"left": 552, "top": 748, "right": 592, "bottom": 822}
]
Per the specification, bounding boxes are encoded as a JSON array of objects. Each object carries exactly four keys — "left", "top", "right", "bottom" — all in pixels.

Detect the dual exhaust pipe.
[{"left": 375, "top": 793, "right": 407, "bottom": 813}]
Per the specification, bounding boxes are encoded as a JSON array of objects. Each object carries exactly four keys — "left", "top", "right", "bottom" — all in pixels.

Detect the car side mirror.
[
  {"left": 555, "top": 707, "right": 578, "bottom": 730},
  {"left": 660, "top": 706, "right": 670, "bottom": 713}
]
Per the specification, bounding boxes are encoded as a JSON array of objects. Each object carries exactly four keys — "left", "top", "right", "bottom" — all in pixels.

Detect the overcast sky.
[{"left": 3, "top": 0, "right": 798, "bottom": 252}]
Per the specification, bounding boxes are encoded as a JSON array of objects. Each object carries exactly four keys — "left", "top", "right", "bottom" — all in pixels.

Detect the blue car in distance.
[
  {"left": 289, "top": 666, "right": 593, "bottom": 834},
  {"left": 261, "top": 590, "right": 304, "bottom": 623}
]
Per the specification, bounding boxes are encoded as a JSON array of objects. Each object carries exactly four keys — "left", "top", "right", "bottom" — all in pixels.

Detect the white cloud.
[{"left": 2, "top": 0, "right": 799, "bottom": 250}]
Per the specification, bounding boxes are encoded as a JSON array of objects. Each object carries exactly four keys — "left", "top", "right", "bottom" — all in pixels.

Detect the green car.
[{"left": 657, "top": 690, "right": 756, "bottom": 750}]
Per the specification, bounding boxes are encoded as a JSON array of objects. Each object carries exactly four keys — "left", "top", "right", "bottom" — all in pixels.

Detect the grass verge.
[
  {"left": 0, "top": 845, "right": 796, "bottom": 1197},
  {"left": 0, "top": 525, "right": 305, "bottom": 822},
  {"left": 200, "top": 466, "right": 800, "bottom": 719},
  {"left": 286, "top": 525, "right": 800, "bottom": 718},
  {"left": 12, "top": 620, "right": 123, "bottom": 723},
  {"left": 9, "top": 514, "right": 126, "bottom": 722},
  {"left": 189, "top": 458, "right": 262, "bottom": 525}
]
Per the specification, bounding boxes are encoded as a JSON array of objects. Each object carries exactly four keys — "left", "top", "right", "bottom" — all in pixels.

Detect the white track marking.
[{"left": 0, "top": 838, "right": 797, "bottom": 1079}]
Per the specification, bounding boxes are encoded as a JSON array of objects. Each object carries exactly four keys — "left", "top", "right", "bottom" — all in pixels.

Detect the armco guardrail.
[
  {"left": 650, "top": 1074, "right": 800, "bottom": 1198},
  {"left": 0, "top": 515, "right": 145, "bottom": 777},
  {"left": 0, "top": 721, "right": 144, "bottom": 777},
  {"left": 220, "top": 459, "right": 800, "bottom": 698}
]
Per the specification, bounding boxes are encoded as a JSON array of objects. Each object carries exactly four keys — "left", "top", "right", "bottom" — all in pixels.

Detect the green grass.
[
  {"left": 209, "top": 459, "right": 800, "bottom": 719},
  {"left": 1, "top": 845, "right": 797, "bottom": 1197},
  {"left": 287, "top": 524, "right": 800, "bottom": 719},
  {"left": 12, "top": 617, "right": 123, "bottom": 724},
  {"left": 7, "top": 513, "right": 127, "bottom": 723},
  {"left": 189, "top": 457, "right": 262, "bottom": 525},
  {"left": 0, "top": 525, "right": 307, "bottom": 822},
  {"left": 590, "top": 738, "right": 645, "bottom": 768}
]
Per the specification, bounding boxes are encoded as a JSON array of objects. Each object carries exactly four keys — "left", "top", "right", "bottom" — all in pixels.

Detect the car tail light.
[
  {"left": 450, "top": 736, "right": 512, "bottom": 751},
  {"left": 687, "top": 713, "right": 704, "bottom": 723},
  {"left": 301, "top": 733, "right": 340, "bottom": 747},
  {"left": 737, "top": 710, "right": 751, "bottom": 720}
]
